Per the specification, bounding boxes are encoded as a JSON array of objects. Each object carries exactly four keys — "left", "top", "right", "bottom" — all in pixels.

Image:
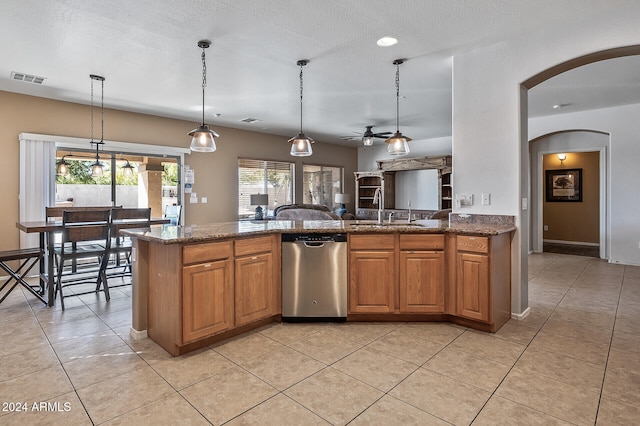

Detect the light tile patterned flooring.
[{"left": 1, "top": 253, "right": 639, "bottom": 425}]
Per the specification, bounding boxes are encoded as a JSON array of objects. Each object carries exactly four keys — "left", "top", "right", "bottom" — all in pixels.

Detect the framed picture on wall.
[{"left": 546, "top": 168, "right": 582, "bottom": 202}]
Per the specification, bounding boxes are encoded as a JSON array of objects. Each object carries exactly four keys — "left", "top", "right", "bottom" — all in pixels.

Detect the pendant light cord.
[
  {"left": 395, "top": 63, "right": 400, "bottom": 133},
  {"left": 90, "top": 77, "right": 95, "bottom": 144},
  {"left": 100, "top": 77, "right": 104, "bottom": 143},
  {"left": 201, "top": 47, "right": 207, "bottom": 126},
  {"left": 299, "top": 64, "right": 304, "bottom": 133}
]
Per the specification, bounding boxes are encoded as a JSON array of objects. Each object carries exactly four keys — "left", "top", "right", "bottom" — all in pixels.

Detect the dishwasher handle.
[{"left": 303, "top": 241, "right": 326, "bottom": 248}]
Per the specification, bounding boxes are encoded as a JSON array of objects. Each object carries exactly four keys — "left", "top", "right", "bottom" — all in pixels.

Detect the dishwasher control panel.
[{"left": 282, "top": 233, "right": 347, "bottom": 243}]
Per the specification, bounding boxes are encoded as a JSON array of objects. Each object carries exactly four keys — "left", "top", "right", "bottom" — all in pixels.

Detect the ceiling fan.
[{"left": 340, "top": 126, "right": 392, "bottom": 146}]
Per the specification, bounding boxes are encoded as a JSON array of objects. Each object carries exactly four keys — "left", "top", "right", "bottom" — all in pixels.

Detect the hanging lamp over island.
[
  {"left": 288, "top": 59, "right": 314, "bottom": 157},
  {"left": 188, "top": 40, "right": 219, "bottom": 153},
  {"left": 385, "top": 59, "right": 411, "bottom": 156}
]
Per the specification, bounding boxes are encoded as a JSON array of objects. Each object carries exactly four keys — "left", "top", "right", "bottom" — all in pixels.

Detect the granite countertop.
[{"left": 122, "top": 218, "right": 516, "bottom": 245}]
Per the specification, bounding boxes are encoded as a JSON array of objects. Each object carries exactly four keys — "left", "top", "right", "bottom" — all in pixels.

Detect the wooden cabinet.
[
  {"left": 354, "top": 171, "right": 395, "bottom": 211},
  {"left": 349, "top": 234, "right": 396, "bottom": 313},
  {"left": 182, "top": 241, "right": 234, "bottom": 343},
  {"left": 454, "top": 234, "right": 511, "bottom": 331},
  {"left": 399, "top": 234, "right": 445, "bottom": 313},
  {"left": 183, "top": 258, "right": 233, "bottom": 342},
  {"left": 456, "top": 252, "right": 490, "bottom": 321},
  {"left": 234, "top": 235, "right": 280, "bottom": 327}
]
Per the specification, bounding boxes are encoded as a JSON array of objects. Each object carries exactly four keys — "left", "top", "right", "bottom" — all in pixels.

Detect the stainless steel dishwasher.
[{"left": 281, "top": 233, "right": 347, "bottom": 321}]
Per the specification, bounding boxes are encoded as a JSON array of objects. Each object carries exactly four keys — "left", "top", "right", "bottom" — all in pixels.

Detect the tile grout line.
[
  {"left": 468, "top": 254, "right": 593, "bottom": 425},
  {"left": 593, "top": 264, "right": 628, "bottom": 424}
]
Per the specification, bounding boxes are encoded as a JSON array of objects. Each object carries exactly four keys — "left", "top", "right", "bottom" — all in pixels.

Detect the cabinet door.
[
  {"left": 349, "top": 250, "right": 396, "bottom": 313},
  {"left": 456, "top": 252, "right": 490, "bottom": 322},
  {"left": 182, "top": 259, "right": 233, "bottom": 343},
  {"left": 399, "top": 250, "right": 445, "bottom": 313},
  {"left": 235, "top": 252, "right": 275, "bottom": 326}
]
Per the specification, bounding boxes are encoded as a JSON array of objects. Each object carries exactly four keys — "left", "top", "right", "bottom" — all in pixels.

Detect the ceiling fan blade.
[{"left": 372, "top": 132, "right": 392, "bottom": 138}]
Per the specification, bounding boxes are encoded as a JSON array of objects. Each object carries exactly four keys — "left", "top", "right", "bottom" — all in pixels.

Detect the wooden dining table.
[{"left": 16, "top": 218, "right": 170, "bottom": 306}]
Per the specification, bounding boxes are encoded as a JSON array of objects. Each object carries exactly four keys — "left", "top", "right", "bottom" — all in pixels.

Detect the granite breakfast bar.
[{"left": 123, "top": 215, "right": 516, "bottom": 356}]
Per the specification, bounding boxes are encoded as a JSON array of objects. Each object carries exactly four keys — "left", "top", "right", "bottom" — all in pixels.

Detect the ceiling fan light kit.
[
  {"left": 385, "top": 59, "right": 411, "bottom": 156},
  {"left": 361, "top": 125, "right": 390, "bottom": 147},
  {"left": 189, "top": 39, "right": 218, "bottom": 153},
  {"left": 289, "top": 59, "right": 314, "bottom": 157}
]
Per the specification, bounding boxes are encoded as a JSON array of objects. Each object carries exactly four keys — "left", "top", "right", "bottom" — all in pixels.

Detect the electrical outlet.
[
  {"left": 455, "top": 194, "right": 473, "bottom": 207},
  {"left": 544, "top": 225, "right": 548, "bottom": 231}
]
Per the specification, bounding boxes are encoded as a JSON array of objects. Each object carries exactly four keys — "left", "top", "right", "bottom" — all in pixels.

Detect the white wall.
[
  {"left": 451, "top": 3, "right": 640, "bottom": 314},
  {"left": 530, "top": 104, "right": 640, "bottom": 266}
]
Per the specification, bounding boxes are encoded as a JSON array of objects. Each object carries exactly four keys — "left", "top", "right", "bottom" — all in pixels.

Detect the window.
[
  {"left": 55, "top": 149, "right": 180, "bottom": 218},
  {"left": 238, "top": 159, "right": 294, "bottom": 218},
  {"left": 302, "top": 164, "right": 343, "bottom": 208}
]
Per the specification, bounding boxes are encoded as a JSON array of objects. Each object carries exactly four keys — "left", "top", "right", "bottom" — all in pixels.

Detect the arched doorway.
[
  {"left": 518, "top": 45, "right": 640, "bottom": 317},
  {"left": 529, "top": 130, "right": 609, "bottom": 259}
]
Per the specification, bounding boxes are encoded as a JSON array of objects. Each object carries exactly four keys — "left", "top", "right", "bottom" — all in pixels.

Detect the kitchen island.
[{"left": 123, "top": 215, "right": 515, "bottom": 356}]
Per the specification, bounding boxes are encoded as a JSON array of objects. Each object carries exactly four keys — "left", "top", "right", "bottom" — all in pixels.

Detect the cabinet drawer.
[
  {"left": 234, "top": 235, "right": 273, "bottom": 257},
  {"left": 349, "top": 234, "right": 395, "bottom": 250},
  {"left": 400, "top": 234, "right": 444, "bottom": 250},
  {"left": 456, "top": 236, "right": 489, "bottom": 254},
  {"left": 183, "top": 241, "right": 232, "bottom": 264}
]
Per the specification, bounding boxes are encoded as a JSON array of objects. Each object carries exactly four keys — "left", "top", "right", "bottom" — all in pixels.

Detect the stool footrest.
[{"left": 0, "top": 248, "right": 43, "bottom": 262}]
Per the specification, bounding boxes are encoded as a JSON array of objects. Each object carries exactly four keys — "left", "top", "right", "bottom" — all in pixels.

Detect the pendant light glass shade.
[
  {"left": 289, "top": 60, "right": 314, "bottom": 157},
  {"left": 289, "top": 132, "right": 314, "bottom": 156},
  {"left": 91, "top": 157, "right": 104, "bottom": 177},
  {"left": 385, "top": 59, "right": 411, "bottom": 156},
  {"left": 56, "top": 156, "right": 70, "bottom": 176},
  {"left": 189, "top": 124, "right": 219, "bottom": 152},
  {"left": 121, "top": 159, "right": 135, "bottom": 176},
  {"left": 386, "top": 131, "right": 412, "bottom": 155},
  {"left": 189, "top": 40, "right": 218, "bottom": 153},
  {"left": 362, "top": 136, "right": 374, "bottom": 147}
]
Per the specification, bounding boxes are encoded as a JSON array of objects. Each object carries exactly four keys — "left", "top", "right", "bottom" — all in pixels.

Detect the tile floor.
[{"left": 1, "top": 253, "right": 639, "bottom": 425}]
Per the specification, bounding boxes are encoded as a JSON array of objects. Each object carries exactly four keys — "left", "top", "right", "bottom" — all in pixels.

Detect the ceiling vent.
[
  {"left": 240, "top": 117, "right": 261, "bottom": 123},
  {"left": 11, "top": 71, "right": 46, "bottom": 84}
]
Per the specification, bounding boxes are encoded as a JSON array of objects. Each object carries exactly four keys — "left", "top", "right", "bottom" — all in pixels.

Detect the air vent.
[
  {"left": 240, "top": 117, "right": 261, "bottom": 123},
  {"left": 11, "top": 71, "right": 46, "bottom": 84}
]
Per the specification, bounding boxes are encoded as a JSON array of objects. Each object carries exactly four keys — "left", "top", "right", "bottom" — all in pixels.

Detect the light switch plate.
[{"left": 481, "top": 193, "right": 490, "bottom": 205}]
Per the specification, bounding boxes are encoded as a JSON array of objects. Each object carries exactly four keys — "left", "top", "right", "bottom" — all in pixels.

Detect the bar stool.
[
  {"left": 106, "top": 207, "right": 151, "bottom": 285},
  {"left": 53, "top": 209, "right": 111, "bottom": 310},
  {"left": 0, "top": 248, "right": 47, "bottom": 305}
]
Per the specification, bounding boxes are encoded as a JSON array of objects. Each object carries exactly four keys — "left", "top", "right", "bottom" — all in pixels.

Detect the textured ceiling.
[{"left": 1, "top": 0, "right": 638, "bottom": 146}]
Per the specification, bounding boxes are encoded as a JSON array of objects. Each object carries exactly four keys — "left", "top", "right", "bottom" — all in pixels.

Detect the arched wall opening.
[
  {"left": 529, "top": 130, "right": 609, "bottom": 259},
  {"left": 519, "top": 45, "right": 640, "bottom": 312}
]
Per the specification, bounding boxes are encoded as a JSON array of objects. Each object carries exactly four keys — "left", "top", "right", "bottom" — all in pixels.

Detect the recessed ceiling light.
[
  {"left": 377, "top": 36, "right": 398, "bottom": 47},
  {"left": 240, "top": 117, "right": 261, "bottom": 123}
]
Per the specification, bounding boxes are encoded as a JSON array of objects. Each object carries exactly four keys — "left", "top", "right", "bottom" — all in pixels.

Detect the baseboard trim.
[
  {"left": 129, "top": 327, "right": 147, "bottom": 341},
  {"left": 511, "top": 307, "right": 531, "bottom": 321},
  {"left": 543, "top": 239, "right": 599, "bottom": 247}
]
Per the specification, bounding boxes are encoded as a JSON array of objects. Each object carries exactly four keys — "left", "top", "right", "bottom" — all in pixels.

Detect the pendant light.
[
  {"left": 56, "top": 155, "right": 70, "bottom": 176},
  {"left": 288, "top": 59, "right": 314, "bottom": 157},
  {"left": 89, "top": 74, "right": 106, "bottom": 177},
  {"left": 121, "top": 159, "right": 135, "bottom": 177},
  {"left": 385, "top": 59, "right": 411, "bottom": 156},
  {"left": 188, "top": 40, "right": 218, "bottom": 152}
]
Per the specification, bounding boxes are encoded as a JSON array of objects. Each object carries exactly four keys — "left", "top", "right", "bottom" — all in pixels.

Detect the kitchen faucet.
[
  {"left": 408, "top": 200, "right": 412, "bottom": 223},
  {"left": 372, "top": 187, "right": 383, "bottom": 224}
]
